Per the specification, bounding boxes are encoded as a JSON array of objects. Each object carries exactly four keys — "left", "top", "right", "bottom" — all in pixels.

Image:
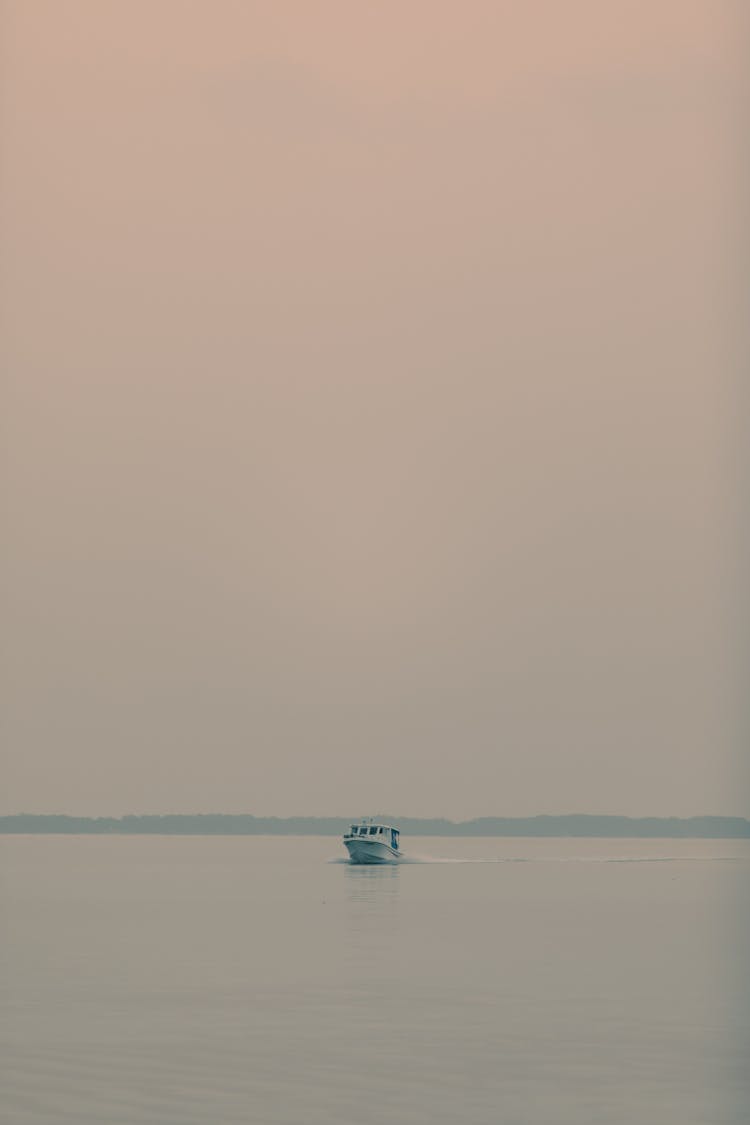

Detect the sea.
[{"left": 1, "top": 835, "right": 748, "bottom": 1125}]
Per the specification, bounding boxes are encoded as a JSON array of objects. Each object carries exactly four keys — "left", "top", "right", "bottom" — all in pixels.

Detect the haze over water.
[{"left": 2, "top": 835, "right": 748, "bottom": 1124}]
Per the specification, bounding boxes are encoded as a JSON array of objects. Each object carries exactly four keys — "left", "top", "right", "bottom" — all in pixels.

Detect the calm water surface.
[{"left": 2, "top": 836, "right": 748, "bottom": 1124}]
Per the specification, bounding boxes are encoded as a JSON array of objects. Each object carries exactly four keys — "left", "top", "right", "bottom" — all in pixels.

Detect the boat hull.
[{"left": 343, "top": 837, "right": 401, "bottom": 864}]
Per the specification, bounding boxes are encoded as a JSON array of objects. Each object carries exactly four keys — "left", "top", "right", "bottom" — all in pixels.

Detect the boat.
[{"left": 343, "top": 818, "right": 402, "bottom": 864}]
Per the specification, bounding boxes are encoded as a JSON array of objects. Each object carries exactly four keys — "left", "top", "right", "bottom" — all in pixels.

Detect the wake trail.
[{"left": 329, "top": 854, "right": 739, "bottom": 865}]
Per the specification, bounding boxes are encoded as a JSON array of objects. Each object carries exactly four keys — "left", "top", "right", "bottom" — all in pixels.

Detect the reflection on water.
[
  {"left": 344, "top": 862, "right": 400, "bottom": 899},
  {"left": 343, "top": 864, "right": 401, "bottom": 972}
]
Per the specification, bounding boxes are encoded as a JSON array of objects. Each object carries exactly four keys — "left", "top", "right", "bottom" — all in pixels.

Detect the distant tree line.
[{"left": 1, "top": 814, "right": 749, "bottom": 837}]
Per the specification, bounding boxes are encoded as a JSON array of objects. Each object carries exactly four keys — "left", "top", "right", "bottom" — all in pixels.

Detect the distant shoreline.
[{"left": 1, "top": 814, "right": 749, "bottom": 838}]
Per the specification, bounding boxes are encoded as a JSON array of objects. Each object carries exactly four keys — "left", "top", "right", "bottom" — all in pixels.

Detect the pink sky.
[{"left": 1, "top": 1, "right": 745, "bottom": 816}]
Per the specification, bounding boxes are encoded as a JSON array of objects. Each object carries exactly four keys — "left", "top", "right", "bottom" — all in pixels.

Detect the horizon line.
[{"left": 2, "top": 812, "right": 748, "bottom": 823}]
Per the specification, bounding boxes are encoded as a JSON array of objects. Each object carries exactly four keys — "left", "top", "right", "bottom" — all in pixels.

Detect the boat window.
[{"left": 369, "top": 826, "right": 377, "bottom": 835}]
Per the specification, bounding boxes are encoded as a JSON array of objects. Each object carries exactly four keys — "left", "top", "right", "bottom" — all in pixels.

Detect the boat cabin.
[{"left": 348, "top": 821, "right": 400, "bottom": 851}]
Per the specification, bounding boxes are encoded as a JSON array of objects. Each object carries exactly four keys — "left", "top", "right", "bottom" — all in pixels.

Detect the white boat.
[{"left": 343, "top": 818, "right": 402, "bottom": 864}]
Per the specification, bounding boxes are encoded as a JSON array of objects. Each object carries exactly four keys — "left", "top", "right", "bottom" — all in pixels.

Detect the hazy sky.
[{"left": 1, "top": 1, "right": 744, "bottom": 818}]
